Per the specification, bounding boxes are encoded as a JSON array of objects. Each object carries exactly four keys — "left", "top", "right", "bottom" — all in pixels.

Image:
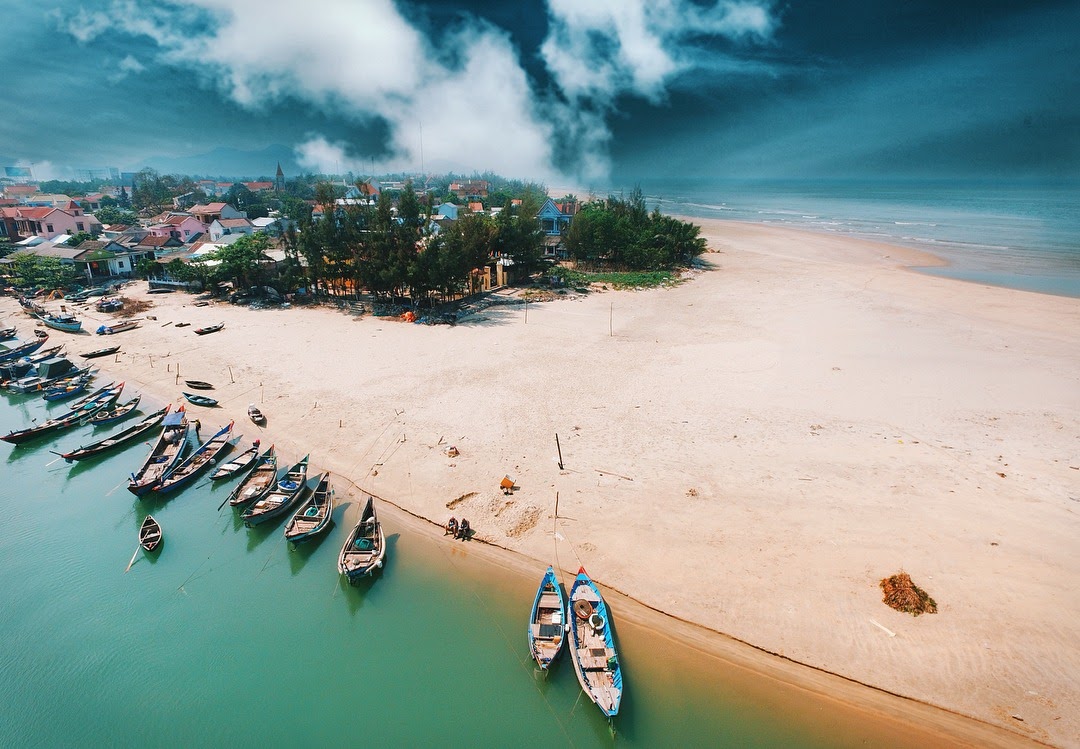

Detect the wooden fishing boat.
[
  {"left": 88, "top": 394, "right": 141, "bottom": 426},
  {"left": 96, "top": 297, "right": 123, "bottom": 313},
  {"left": 529, "top": 566, "right": 567, "bottom": 669},
  {"left": 127, "top": 406, "right": 190, "bottom": 495},
  {"left": 0, "top": 345, "right": 65, "bottom": 385},
  {"left": 226, "top": 445, "right": 277, "bottom": 507},
  {"left": 139, "top": 515, "right": 162, "bottom": 552},
  {"left": 242, "top": 455, "right": 309, "bottom": 526},
  {"left": 70, "top": 380, "right": 120, "bottom": 410},
  {"left": 0, "top": 326, "right": 16, "bottom": 340},
  {"left": 0, "top": 335, "right": 48, "bottom": 363},
  {"left": 1, "top": 381, "right": 123, "bottom": 445},
  {"left": 38, "top": 311, "right": 83, "bottom": 333},
  {"left": 182, "top": 391, "right": 218, "bottom": 407},
  {"left": 10, "top": 363, "right": 92, "bottom": 394},
  {"left": 153, "top": 421, "right": 237, "bottom": 495},
  {"left": 95, "top": 320, "right": 140, "bottom": 335},
  {"left": 55, "top": 405, "right": 169, "bottom": 462},
  {"left": 80, "top": 345, "right": 120, "bottom": 359},
  {"left": 337, "top": 495, "right": 386, "bottom": 582},
  {"left": 284, "top": 472, "right": 333, "bottom": 544},
  {"left": 566, "top": 568, "right": 623, "bottom": 718},
  {"left": 41, "top": 376, "right": 92, "bottom": 401},
  {"left": 194, "top": 322, "right": 224, "bottom": 335},
  {"left": 247, "top": 403, "right": 265, "bottom": 424},
  {"left": 210, "top": 440, "right": 260, "bottom": 480},
  {"left": 184, "top": 379, "right": 214, "bottom": 390}
]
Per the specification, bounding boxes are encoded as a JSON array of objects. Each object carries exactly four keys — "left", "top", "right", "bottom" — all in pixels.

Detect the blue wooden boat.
[
  {"left": 89, "top": 394, "right": 141, "bottom": 425},
  {"left": 153, "top": 421, "right": 237, "bottom": 495},
  {"left": 127, "top": 406, "right": 190, "bottom": 495},
  {"left": 242, "top": 455, "right": 309, "bottom": 526},
  {"left": 42, "top": 376, "right": 92, "bottom": 401},
  {"left": 337, "top": 494, "right": 386, "bottom": 582},
  {"left": 226, "top": 445, "right": 277, "bottom": 507},
  {"left": 566, "top": 567, "right": 623, "bottom": 719},
  {"left": 182, "top": 391, "right": 218, "bottom": 407},
  {"left": 529, "top": 566, "right": 567, "bottom": 669},
  {"left": 0, "top": 335, "right": 48, "bottom": 363},
  {"left": 55, "top": 405, "right": 169, "bottom": 462},
  {"left": 284, "top": 472, "right": 332, "bottom": 544},
  {"left": 38, "top": 311, "right": 83, "bottom": 333}
]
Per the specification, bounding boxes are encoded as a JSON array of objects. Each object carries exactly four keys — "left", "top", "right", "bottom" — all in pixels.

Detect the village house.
[
  {"left": 242, "top": 181, "right": 274, "bottom": 193},
  {"left": 146, "top": 212, "right": 204, "bottom": 242},
  {"left": 11, "top": 203, "right": 102, "bottom": 240},
  {"left": 535, "top": 197, "right": 579, "bottom": 259},
  {"left": 208, "top": 217, "right": 255, "bottom": 242},
  {"left": 189, "top": 202, "right": 247, "bottom": 228},
  {"left": 126, "top": 233, "right": 184, "bottom": 259},
  {"left": 71, "top": 240, "right": 147, "bottom": 279},
  {"left": 449, "top": 180, "right": 490, "bottom": 200}
]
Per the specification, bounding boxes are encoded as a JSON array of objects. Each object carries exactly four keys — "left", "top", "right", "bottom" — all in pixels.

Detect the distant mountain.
[{"left": 128, "top": 144, "right": 303, "bottom": 181}]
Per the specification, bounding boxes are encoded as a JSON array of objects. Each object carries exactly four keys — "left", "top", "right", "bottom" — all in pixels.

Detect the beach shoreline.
[{"left": 4, "top": 218, "right": 1077, "bottom": 747}]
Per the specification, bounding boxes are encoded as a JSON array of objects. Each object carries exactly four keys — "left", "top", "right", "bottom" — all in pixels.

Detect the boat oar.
[{"left": 124, "top": 545, "right": 141, "bottom": 573}]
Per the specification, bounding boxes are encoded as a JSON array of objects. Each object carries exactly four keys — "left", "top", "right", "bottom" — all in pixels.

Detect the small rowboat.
[
  {"left": 566, "top": 568, "right": 623, "bottom": 718},
  {"left": 80, "top": 345, "right": 120, "bottom": 359},
  {"left": 248, "top": 403, "right": 265, "bottom": 424},
  {"left": 226, "top": 445, "right": 277, "bottom": 507},
  {"left": 210, "top": 440, "right": 261, "bottom": 480},
  {"left": 139, "top": 515, "right": 162, "bottom": 552},
  {"left": 0, "top": 326, "right": 16, "bottom": 340},
  {"left": 242, "top": 455, "right": 309, "bottom": 525},
  {"left": 337, "top": 495, "right": 386, "bottom": 582},
  {"left": 95, "top": 320, "right": 140, "bottom": 335},
  {"left": 285, "top": 472, "right": 333, "bottom": 544},
  {"left": 194, "top": 322, "right": 224, "bottom": 335},
  {"left": 184, "top": 379, "right": 214, "bottom": 390},
  {"left": 88, "top": 394, "right": 141, "bottom": 426},
  {"left": 183, "top": 391, "right": 218, "bottom": 407},
  {"left": 529, "top": 566, "right": 567, "bottom": 669}
]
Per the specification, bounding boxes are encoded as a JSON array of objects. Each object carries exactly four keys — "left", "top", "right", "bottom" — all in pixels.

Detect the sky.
[{"left": 1, "top": 0, "right": 1077, "bottom": 186}]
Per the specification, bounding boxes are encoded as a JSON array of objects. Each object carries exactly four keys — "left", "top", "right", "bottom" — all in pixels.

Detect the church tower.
[{"left": 274, "top": 162, "right": 285, "bottom": 192}]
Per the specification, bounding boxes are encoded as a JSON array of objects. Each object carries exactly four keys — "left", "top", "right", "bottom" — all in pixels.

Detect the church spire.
[{"left": 274, "top": 162, "right": 285, "bottom": 192}]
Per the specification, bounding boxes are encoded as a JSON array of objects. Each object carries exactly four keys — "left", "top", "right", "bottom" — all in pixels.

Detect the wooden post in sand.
[
  {"left": 555, "top": 433, "right": 564, "bottom": 470},
  {"left": 228, "top": 366, "right": 234, "bottom": 383},
  {"left": 524, "top": 297, "right": 528, "bottom": 324},
  {"left": 609, "top": 303, "right": 613, "bottom": 337}
]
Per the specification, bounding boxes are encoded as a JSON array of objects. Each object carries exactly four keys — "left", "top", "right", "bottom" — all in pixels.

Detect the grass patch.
[{"left": 587, "top": 270, "right": 677, "bottom": 289}]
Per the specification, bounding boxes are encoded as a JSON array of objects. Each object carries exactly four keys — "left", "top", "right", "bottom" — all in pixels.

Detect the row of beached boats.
[{"left": 528, "top": 565, "right": 624, "bottom": 720}]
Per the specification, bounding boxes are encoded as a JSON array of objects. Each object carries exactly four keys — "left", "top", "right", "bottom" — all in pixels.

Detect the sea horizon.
[{"left": 623, "top": 177, "right": 1080, "bottom": 299}]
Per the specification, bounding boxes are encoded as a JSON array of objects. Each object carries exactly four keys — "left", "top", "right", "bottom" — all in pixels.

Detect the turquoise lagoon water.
[
  {"left": 637, "top": 179, "right": 1080, "bottom": 298},
  {"left": 1, "top": 387, "right": 967, "bottom": 748}
]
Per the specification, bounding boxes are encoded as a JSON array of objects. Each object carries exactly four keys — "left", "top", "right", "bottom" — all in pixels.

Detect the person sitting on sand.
[
  {"left": 445, "top": 516, "right": 457, "bottom": 536},
  {"left": 458, "top": 518, "right": 470, "bottom": 540}
]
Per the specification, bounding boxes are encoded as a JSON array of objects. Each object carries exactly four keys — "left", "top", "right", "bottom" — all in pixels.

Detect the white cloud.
[{"left": 54, "top": 0, "right": 775, "bottom": 183}]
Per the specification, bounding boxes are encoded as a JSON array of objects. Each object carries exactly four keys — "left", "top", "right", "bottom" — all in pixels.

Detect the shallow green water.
[{"left": 1, "top": 386, "right": 935, "bottom": 748}]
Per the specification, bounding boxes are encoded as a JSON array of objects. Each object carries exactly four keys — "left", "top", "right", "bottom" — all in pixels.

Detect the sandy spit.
[{"left": 5, "top": 219, "right": 1077, "bottom": 747}]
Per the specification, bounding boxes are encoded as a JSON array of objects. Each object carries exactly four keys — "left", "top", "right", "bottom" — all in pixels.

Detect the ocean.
[
  {"left": 635, "top": 179, "right": 1080, "bottom": 298},
  {"left": 0, "top": 385, "right": 957, "bottom": 747}
]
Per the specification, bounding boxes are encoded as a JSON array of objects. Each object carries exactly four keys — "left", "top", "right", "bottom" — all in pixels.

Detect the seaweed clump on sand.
[{"left": 880, "top": 572, "right": 937, "bottom": 616}]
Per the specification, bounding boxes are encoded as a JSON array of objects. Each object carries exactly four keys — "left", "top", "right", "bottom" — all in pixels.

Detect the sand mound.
[{"left": 880, "top": 572, "right": 937, "bottom": 616}]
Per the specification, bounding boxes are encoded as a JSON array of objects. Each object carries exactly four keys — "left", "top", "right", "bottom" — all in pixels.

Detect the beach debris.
[
  {"left": 868, "top": 618, "right": 896, "bottom": 637},
  {"left": 445, "top": 491, "right": 477, "bottom": 510},
  {"left": 500, "top": 475, "right": 516, "bottom": 495},
  {"left": 880, "top": 572, "right": 937, "bottom": 616},
  {"left": 685, "top": 487, "right": 698, "bottom": 497},
  {"left": 445, "top": 445, "right": 459, "bottom": 457}
]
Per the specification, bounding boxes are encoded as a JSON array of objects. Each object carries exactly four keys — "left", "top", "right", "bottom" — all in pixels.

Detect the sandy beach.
[{"left": 5, "top": 219, "right": 1077, "bottom": 746}]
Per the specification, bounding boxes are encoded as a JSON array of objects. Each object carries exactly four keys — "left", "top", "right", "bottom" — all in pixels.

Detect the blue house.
[{"left": 535, "top": 198, "right": 576, "bottom": 236}]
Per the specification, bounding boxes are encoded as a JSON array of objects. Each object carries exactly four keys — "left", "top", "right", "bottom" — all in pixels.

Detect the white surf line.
[{"left": 869, "top": 618, "right": 896, "bottom": 637}]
